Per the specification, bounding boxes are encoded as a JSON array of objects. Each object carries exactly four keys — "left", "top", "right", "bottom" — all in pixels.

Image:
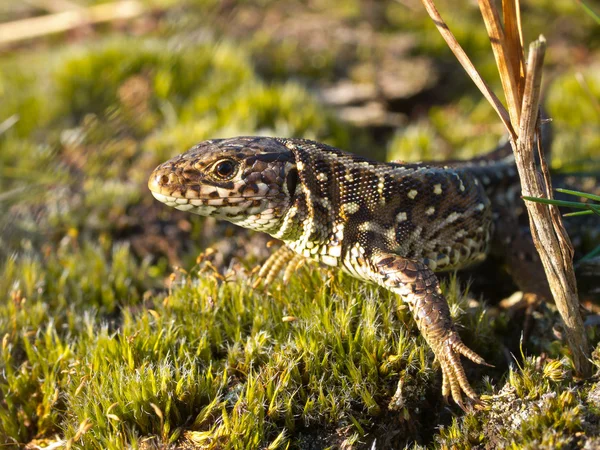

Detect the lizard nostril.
[{"left": 160, "top": 174, "right": 169, "bottom": 185}]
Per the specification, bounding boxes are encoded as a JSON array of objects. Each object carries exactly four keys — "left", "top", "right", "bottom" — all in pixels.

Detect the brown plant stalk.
[{"left": 419, "top": 0, "right": 592, "bottom": 377}]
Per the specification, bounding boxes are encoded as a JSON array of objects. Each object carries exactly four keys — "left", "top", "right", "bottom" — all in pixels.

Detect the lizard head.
[{"left": 148, "top": 137, "right": 298, "bottom": 228}]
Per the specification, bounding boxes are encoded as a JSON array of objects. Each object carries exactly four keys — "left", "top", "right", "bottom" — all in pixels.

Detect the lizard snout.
[{"left": 148, "top": 166, "right": 186, "bottom": 198}]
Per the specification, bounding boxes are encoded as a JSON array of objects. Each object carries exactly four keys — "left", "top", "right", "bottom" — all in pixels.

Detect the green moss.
[
  {"left": 546, "top": 65, "right": 600, "bottom": 171},
  {"left": 387, "top": 98, "right": 503, "bottom": 163},
  {"left": 0, "top": 56, "right": 57, "bottom": 138},
  {"left": 0, "top": 243, "right": 158, "bottom": 444},
  {"left": 1, "top": 1, "right": 599, "bottom": 447},
  {"left": 435, "top": 355, "right": 600, "bottom": 449},
  {"left": 2, "top": 250, "right": 490, "bottom": 447}
]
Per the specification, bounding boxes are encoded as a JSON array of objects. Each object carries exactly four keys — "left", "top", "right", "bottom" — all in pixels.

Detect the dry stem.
[
  {"left": 0, "top": 0, "right": 145, "bottom": 47},
  {"left": 514, "top": 37, "right": 591, "bottom": 377},
  {"left": 419, "top": 0, "right": 514, "bottom": 138},
  {"left": 419, "top": 0, "right": 592, "bottom": 377}
]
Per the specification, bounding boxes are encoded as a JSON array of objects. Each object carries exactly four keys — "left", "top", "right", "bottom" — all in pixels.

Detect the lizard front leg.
[{"left": 372, "top": 252, "right": 488, "bottom": 408}]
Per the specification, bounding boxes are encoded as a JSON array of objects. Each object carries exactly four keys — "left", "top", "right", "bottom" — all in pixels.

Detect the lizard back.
[{"left": 276, "top": 138, "right": 494, "bottom": 274}]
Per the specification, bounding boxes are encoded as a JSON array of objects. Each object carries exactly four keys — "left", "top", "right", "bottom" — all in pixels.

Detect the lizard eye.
[{"left": 212, "top": 159, "right": 238, "bottom": 180}]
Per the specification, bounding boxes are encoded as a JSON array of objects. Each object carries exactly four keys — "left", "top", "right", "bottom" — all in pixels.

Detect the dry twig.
[
  {"left": 0, "top": 0, "right": 145, "bottom": 47},
  {"left": 514, "top": 38, "right": 591, "bottom": 377},
  {"left": 419, "top": 0, "right": 592, "bottom": 377}
]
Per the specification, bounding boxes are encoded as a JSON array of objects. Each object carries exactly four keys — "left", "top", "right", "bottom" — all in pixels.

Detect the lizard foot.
[
  {"left": 436, "top": 331, "right": 491, "bottom": 410},
  {"left": 253, "top": 245, "right": 305, "bottom": 288},
  {"left": 373, "top": 252, "right": 490, "bottom": 408}
]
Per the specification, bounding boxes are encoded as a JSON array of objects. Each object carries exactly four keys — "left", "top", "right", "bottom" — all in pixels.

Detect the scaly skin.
[{"left": 148, "top": 136, "right": 526, "bottom": 408}]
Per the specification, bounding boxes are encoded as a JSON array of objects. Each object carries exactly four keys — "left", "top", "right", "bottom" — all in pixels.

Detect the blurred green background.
[{"left": 1, "top": 0, "right": 599, "bottom": 448}]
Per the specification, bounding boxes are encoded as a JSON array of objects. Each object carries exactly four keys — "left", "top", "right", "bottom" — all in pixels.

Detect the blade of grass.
[
  {"left": 555, "top": 188, "right": 600, "bottom": 203},
  {"left": 563, "top": 210, "right": 594, "bottom": 217},
  {"left": 576, "top": 0, "right": 600, "bottom": 25},
  {"left": 522, "top": 196, "right": 600, "bottom": 210}
]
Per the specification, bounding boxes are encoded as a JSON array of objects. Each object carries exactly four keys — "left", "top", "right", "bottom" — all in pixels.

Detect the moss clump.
[
  {"left": 0, "top": 242, "right": 157, "bottom": 444},
  {"left": 386, "top": 97, "right": 503, "bottom": 163},
  {"left": 0, "top": 36, "right": 350, "bottom": 261},
  {"left": 435, "top": 355, "right": 600, "bottom": 449},
  {"left": 1, "top": 1, "right": 599, "bottom": 448},
  {"left": 1, "top": 247, "right": 490, "bottom": 447},
  {"left": 546, "top": 65, "right": 600, "bottom": 171}
]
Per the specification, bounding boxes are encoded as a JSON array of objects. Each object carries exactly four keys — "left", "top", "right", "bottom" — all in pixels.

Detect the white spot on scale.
[
  {"left": 217, "top": 187, "right": 232, "bottom": 198},
  {"left": 396, "top": 211, "right": 407, "bottom": 222},
  {"left": 433, "top": 184, "right": 442, "bottom": 195},
  {"left": 321, "top": 255, "right": 338, "bottom": 266},
  {"left": 408, "top": 189, "right": 418, "bottom": 199},
  {"left": 385, "top": 228, "right": 396, "bottom": 243},
  {"left": 319, "top": 198, "right": 331, "bottom": 209},
  {"left": 446, "top": 212, "right": 460, "bottom": 223},
  {"left": 455, "top": 229, "right": 467, "bottom": 239},
  {"left": 425, "top": 206, "right": 435, "bottom": 216},
  {"left": 317, "top": 172, "right": 328, "bottom": 182},
  {"left": 328, "top": 245, "right": 342, "bottom": 258},
  {"left": 343, "top": 202, "right": 360, "bottom": 214},
  {"left": 358, "top": 222, "right": 374, "bottom": 232}
]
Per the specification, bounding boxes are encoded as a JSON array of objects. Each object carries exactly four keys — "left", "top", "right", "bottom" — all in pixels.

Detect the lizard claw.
[
  {"left": 254, "top": 245, "right": 306, "bottom": 288},
  {"left": 437, "top": 332, "right": 487, "bottom": 409}
]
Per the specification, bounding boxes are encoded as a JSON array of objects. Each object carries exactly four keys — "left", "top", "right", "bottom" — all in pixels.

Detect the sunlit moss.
[
  {"left": 1, "top": 1, "right": 599, "bottom": 448},
  {"left": 546, "top": 65, "right": 600, "bottom": 170},
  {"left": 387, "top": 98, "right": 503, "bottom": 163},
  {"left": 436, "top": 356, "right": 595, "bottom": 449},
  {"left": 2, "top": 251, "right": 489, "bottom": 447}
]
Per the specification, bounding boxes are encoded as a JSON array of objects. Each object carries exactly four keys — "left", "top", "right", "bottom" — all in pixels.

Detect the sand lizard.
[{"left": 148, "top": 136, "right": 533, "bottom": 408}]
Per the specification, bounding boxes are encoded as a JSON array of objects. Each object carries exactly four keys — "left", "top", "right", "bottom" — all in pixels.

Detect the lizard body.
[{"left": 148, "top": 136, "right": 527, "bottom": 407}]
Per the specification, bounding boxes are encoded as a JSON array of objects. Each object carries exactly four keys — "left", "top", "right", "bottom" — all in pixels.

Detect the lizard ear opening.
[{"left": 286, "top": 168, "right": 298, "bottom": 196}]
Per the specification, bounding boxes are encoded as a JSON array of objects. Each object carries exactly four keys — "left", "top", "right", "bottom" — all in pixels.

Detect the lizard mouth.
[
  {"left": 150, "top": 191, "right": 285, "bottom": 218},
  {"left": 148, "top": 163, "right": 288, "bottom": 217},
  {"left": 151, "top": 191, "right": 280, "bottom": 207}
]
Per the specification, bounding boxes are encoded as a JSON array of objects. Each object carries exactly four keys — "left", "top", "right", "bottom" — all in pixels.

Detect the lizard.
[{"left": 148, "top": 135, "right": 538, "bottom": 409}]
